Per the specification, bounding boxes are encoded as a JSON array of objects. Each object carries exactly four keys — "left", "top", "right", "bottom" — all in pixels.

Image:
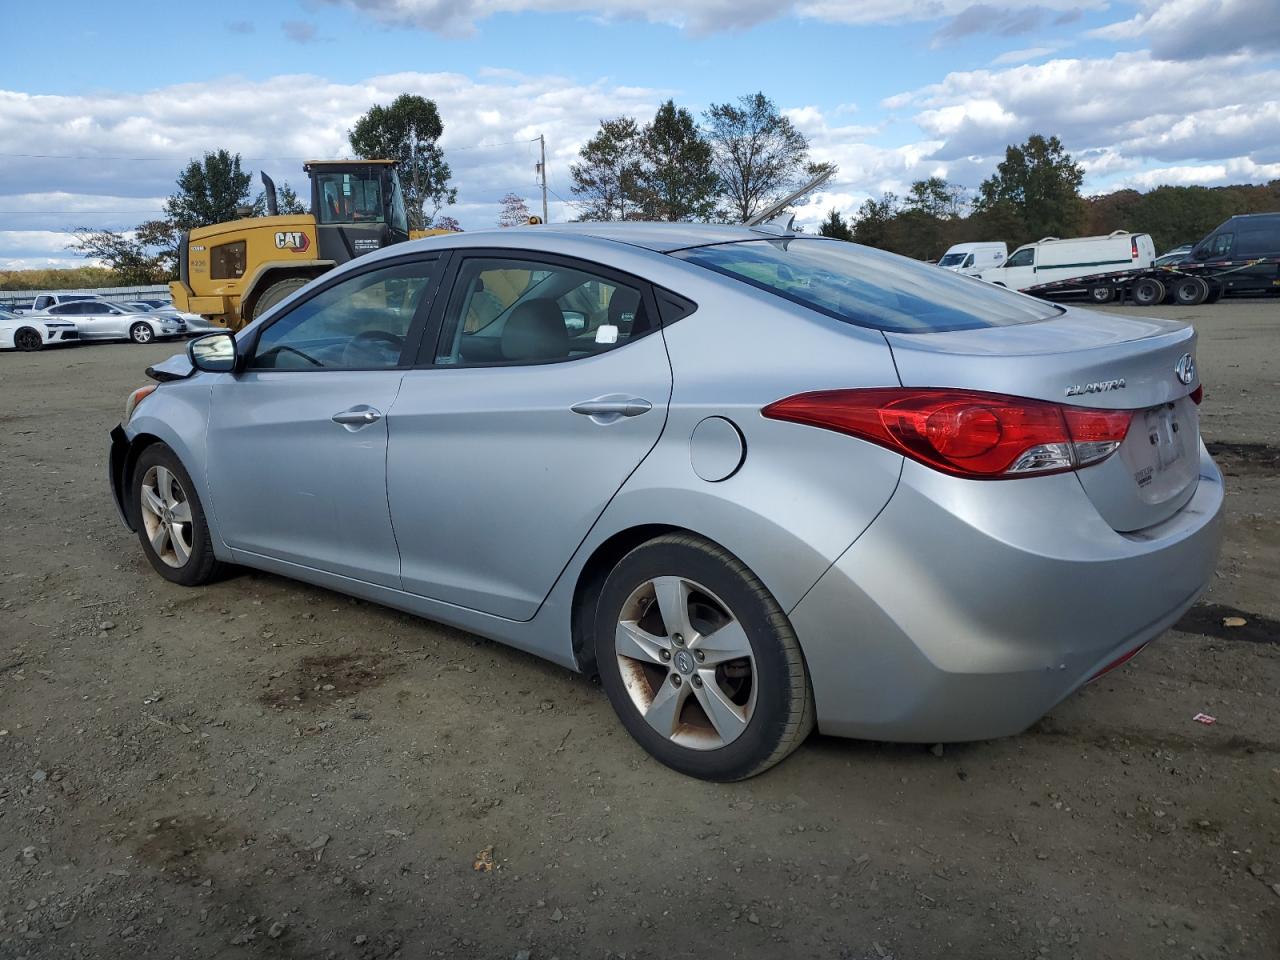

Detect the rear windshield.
[{"left": 672, "top": 238, "right": 1061, "bottom": 333}]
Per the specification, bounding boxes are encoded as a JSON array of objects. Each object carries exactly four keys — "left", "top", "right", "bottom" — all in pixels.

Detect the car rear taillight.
[
  {"left": 762, "top": 388, "right": 1133, "bottom": 480},
  {"left": 1190, "top": 385, "right": 1203, "bottom": 405},
  {"left": 1131, "top": 236, "right": 1139, "bottom": 259}
]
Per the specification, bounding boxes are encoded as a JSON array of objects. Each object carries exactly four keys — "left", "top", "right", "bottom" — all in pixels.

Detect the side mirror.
[{"left": 188, "top": 332, "right": 237, "bottom": 373}]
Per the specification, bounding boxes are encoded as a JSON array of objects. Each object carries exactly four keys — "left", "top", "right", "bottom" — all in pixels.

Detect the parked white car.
[
  {"left": 0, "top": 308, "right": 79, "bottom": 351},
  {"left": 937, "top": 242, "right": 1006, "bottom": 276},
  {"left": 980, "top": 231, "right": 1155, "bottom": 291},
  {"left": 34, "top": 299, "right": 186, "bottom": 344}
]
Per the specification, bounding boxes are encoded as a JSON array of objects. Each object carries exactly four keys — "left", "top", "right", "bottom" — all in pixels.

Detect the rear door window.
[{"left": 672, "top": 239, "right": 1059, "bottom": 334}]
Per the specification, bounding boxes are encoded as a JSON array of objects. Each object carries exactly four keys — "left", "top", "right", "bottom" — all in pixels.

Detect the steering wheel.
[{"left": 342, "top": 329, "right": 404, "bottom": 367}]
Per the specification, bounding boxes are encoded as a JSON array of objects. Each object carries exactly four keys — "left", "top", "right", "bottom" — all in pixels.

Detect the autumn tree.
[
  {"left": 570, "top": 117, "right": 643, "bottom": 221},
  {"left": 703, "top": 93, "right": 810, "bottom": 222},
  {"left": 497, "top": 192, "right": 532, "bottom": 227},
  {"left": 349, "top": 94, "right": 457, "bottom": 229}
]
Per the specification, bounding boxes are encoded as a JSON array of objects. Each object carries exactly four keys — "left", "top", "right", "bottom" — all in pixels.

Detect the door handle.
[
  {"left": 570, "top": 398, "right": 652, "bottom": 418},
  {"left": 331, "top": 407, "right": 382, "bottom": 426}
]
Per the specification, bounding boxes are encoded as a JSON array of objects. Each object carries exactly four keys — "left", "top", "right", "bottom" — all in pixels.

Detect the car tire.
[
  {"left": 1131, "top": 277, "right": 1166, "bottom": 306},
  {"left": 250, "top": 277, "right": 309, "bottom": 322},
  {"left": 1172, "top": 276, "right": 1210, "bottom": 306},
  {"left": 131, "top": 443, "right": 225, "bottom": 586},
  {"left": 1087, "top": 284, "right": 1115, "bottom": 304},
  {"left": 593, "top": 533, "right": 815, "bottom": 781},
  {"left": 13, "top": 327, "right": 43, "bottom": 351},
  {"left": 130, "top": 322, "right": 155, "bottom": 344}
]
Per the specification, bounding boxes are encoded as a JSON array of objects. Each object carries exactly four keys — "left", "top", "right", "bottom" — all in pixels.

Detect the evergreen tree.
[
  {"left": 569, "top": 117, "right": 644, "bottom": 221},
  {"left": 164, "top": 150, "right": 256, "bottom": 229},
  {"left": 974, "top": 134, "right": 1084, "bottom": 243},
  {"left": 636, "top": 100, "right": 718, "bottom": 221},
  {"left": 818, "top": 208, "right": 854, "bottom": 241}
]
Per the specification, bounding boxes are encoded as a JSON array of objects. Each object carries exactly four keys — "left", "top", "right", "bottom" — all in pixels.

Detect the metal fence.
[{"left": 0, "top": 284, "right": 172, "bottom": 310}]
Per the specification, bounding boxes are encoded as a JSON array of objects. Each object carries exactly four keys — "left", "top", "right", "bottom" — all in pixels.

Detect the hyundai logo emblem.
[{"left": 1174, "top": 353, "right": 1196, "bottom": 386}]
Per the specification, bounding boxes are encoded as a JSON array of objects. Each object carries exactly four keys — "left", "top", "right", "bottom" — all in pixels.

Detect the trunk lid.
[{"left": 884, "top": 305, "right": 1201, "bottom": 532}]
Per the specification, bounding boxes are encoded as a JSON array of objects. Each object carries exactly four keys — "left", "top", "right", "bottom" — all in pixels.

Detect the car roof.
[{"left": 511, "top": 221, "right": 783, "bottom": 253}]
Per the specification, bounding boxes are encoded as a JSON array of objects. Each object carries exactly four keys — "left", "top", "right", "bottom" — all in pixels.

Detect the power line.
[{"left": 0, "top": 137, "right": 541, "bottom": 163}]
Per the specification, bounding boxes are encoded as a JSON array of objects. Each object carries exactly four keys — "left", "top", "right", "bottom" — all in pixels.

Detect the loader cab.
[{"left": 304, "top": 160, "right": 410, "bottom": 264}]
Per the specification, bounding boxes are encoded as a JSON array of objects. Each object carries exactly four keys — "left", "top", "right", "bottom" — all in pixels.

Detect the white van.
[
  {"left": 980, "top": 230, "right": 1155, "bottom": 291},
  {"left": 937, "top": 242, "right": 1006, "bottom": 276}
]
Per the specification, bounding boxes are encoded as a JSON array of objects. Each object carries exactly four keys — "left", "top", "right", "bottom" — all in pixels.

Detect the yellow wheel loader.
[{"left": 169, "top": 160, "right": 451, "bottom": 331}]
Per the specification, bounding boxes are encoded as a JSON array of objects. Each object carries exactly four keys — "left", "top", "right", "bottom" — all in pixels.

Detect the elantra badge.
[
  {"left": 1065, "top": 378, "right": 1126, "bottom": 397},
  {"left": 1175, "top": 353, "right": 1196, "bottom": 385}
]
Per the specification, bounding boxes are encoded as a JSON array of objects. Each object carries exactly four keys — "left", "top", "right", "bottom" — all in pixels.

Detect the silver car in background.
[
  {"left": 38, "top": 298, "right": 186, "bottom": 344},
  {"left": 107, "top": 223, "right": 1223, "bottom": 780}
]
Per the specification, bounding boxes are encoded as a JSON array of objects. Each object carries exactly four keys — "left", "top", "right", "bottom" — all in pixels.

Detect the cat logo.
[{"left": 274, "top": 231, "right": 311, "bottom": 253}]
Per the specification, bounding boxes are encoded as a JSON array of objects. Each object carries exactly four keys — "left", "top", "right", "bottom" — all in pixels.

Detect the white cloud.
[
  {"left": 1090, "top": 0, "right": 1280, "bottom": 60},
  {"left": 886, "top": 51, "right": 1280, "bottom": 177},
  {"left": 989, "top": 45, "right": 1061, "bottom": 66},
  {"left": 1118, "top": 157, "right": 1280, "bottom": 190}
]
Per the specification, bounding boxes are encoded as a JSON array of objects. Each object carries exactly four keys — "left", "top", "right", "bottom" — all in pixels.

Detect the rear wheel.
[
  {"left": 1087, "top": 284, "right": 1115, "bottom": 304},
  {"left": 250, "top": 276, "right": 310, "bottom": 322},
  {"left": 13, "top": 327, "right": 43, "bottom": 351},
  {"left": 129, "top": 322, "right": 154, "bottom": 344},
  {"left": 1172, "top": 276, "right": 1210, "bottom": 306},
  {"left": 594, "top": 533, "right": 814, "bottom": 781},
  {"left": 1131, "top": 277, "right": 1166, "bottom": 306},
  {"left": 132, "top": 443, "right": 224, "bottom": 586}
]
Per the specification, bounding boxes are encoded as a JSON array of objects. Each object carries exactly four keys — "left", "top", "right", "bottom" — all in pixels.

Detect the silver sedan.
[
  {"left": 107, "top": 223, "right": 1223, "bottom": 780},
  {"left": 39, "top": 299, "right": 186, "bottom": 343}
]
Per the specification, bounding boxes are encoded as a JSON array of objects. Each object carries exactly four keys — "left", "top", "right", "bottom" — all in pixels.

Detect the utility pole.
[{"left": 537, "top": 134, "right": 549, "bottom": 224}]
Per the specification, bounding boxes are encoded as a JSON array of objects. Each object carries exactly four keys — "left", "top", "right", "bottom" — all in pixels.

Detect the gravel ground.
[{"left": 1, "top": 300, "right": 1277, "bottom": 960}]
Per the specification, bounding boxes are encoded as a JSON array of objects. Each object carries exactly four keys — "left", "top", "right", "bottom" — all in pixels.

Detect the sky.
[{"left": 0, "top": 0, "right": 1278, "bottom": 268}]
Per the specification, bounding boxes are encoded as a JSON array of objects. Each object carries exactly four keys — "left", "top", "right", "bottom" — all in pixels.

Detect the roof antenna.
[{"left": 744, "top": 167, "right": 835, "bottom": 230}]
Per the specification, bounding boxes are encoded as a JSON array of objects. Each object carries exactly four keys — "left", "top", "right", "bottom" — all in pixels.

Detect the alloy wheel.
[
  {"left": 131, "top": 323, "right": 154, "bottom": 343},
  {"left": 14, "top": 328, "right": 42, "bottom": 351},
  {"left": 139, "top": 465, "right": 194, "bottom": 567},
  {"left": 615, "top": 576, "right": 757, "bottom": 750}
]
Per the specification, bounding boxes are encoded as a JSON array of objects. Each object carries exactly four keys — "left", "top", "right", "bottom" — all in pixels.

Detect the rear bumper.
[
  {"left": 108, "top": 425, "right": 134, "bottom": 531},
  {"left": 790, "top": 442, "right": 1225, "bottom": 742}
]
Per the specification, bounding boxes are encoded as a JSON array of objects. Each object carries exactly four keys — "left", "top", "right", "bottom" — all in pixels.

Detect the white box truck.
[
  {"left": 936, "top": 242, "right": 1006, "bottom": 276},
  {"left": 980, "top": 231, "right": 1155, "bottom": 291}
]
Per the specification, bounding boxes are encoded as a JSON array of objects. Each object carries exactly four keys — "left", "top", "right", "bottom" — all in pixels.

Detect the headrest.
[{"left": 501, "top": 299, "right": 569, "bottom": 361}]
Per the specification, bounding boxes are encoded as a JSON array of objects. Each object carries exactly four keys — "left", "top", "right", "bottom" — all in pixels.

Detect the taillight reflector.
[
  {"left": 1131, "top": 236, "right": 1139, "bottom": 258},
  {"left": 762, "top": 388, "right": 1133, "bottom": 480}
]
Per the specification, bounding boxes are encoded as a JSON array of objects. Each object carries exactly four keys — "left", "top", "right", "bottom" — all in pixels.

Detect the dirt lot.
[{"left": 1, "top": 300, "right": 1277, "bottom": 960}]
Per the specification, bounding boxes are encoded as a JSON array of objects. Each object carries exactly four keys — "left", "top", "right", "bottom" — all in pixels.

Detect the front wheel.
[
  {"left": 13, "top": 327, "right": 43, "bottom": 351},
  {"left": 594, "top": 534, "right": 814, "bottom": 781},
  {"left": 129, "top": 322, "right": 154, "bottom": 344},
  {"left": 132, "top": 443, "right": 225, "bottom": 586}
]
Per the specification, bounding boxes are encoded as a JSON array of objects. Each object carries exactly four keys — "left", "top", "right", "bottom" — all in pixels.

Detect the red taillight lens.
[
  {"left": 1190, "top": 385, "right": 1203, "bottom": 405},
  {"left": 762, "top": 388, "right": 1133, "bottom": 480},
  {"left": 1131, "top": 236, "right": 1139, "bottom": 259}
]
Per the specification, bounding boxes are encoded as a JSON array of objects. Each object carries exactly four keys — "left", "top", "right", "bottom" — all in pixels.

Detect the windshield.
[
  {"left": 672, "top": 239, "right": 1061, "bottom": 333},
  {"left": 316, "top": 171, "right": 385, "bottom": 225},
  {"left": 937, "top": 253, "right": 967, "bottom": 266}
]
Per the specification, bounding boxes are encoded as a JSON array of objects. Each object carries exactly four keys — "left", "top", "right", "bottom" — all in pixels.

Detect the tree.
[
  {"left": 276, "top": 182, "right": 308, "bottom": 215},
  {"left": 703, "top": 92, "right": 810, "bottom": 222},
  {"left": 570, "top": 117, "right": 643, "bottom": 221},
  {"left": 852, "top": 193, "right": 898, "bottom": 249},
  {"left": 70, "top": 219, "right": 179, "bottom": 284},
  {"left": 497, "top": 192, "right": 531, "bottom": 227},
  {"left": 818, "top": 208, "right": 854, "bottom": 241},
  {"left": 433, "top": 215, "right": 462, "bottom": 232},
  {"left": 636, "top": 100, "right": 718, "bottom": 221},
  {"left": 905, "top": 177, "right": 956, "bottom": 219},
  {"left": 164, "top": 150, "right": 256, "bottom": 229},
  {"left": 974, "top": 134, "right": 1084, "bottom": 243},
  {"left": 349, "top": 94, "right": 457, "bottom": 230}
]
